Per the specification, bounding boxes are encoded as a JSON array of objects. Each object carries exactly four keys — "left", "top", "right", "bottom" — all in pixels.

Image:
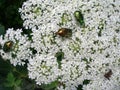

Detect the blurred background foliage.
[
  {"left": 0, "top": 0, "right": 36, "bottom": 90},
  {"left": 0, "top": 0, "right": 24, "bottom": 29}
]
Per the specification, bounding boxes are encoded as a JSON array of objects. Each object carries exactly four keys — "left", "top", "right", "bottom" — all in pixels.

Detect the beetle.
[
  {"left": 74, "top": 10, "right": 85, "bottom": 27},
  {"left": 3, "top": 41, "right": 14, "bottom": 52},
  {"left": 104, "top": 69, "right": 112, "bottom": 80},
  {"left": 56, "top": 28, "right": 72, "bottom": 37}
]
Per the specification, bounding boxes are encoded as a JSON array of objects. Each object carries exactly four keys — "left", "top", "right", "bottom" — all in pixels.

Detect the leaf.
[
  {"left": 7, "top": 72, "right": 15, "bottom": 83},
  {"left": 4, "top": 72, "right": 15, "bottom": 87}
]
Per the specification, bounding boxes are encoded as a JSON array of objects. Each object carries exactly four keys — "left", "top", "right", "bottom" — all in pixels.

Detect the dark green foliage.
[
  {"left": 4, "top": 72, "right": 21, "bottom": 87},
  {"left": 0, "top": 56, "right": 13, "bottom": 76},
  {"left": 0, "top": 0, "right": 26, "bottom": 29},
  {"left": 0, "top": 56, "right": 13, "bottom": 90},
  {"left": 0, "top": 24, "right": 5, "bottom": 35}
]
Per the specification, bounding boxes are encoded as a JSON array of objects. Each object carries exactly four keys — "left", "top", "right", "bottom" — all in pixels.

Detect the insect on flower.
[
  {"left": 74, "top": 10, "right": 85, "bottom": 27},
  {"left": 104, "top": 69, "right": 112, "bottom": 80},
  {"left": 56, "top": 28, "right": 72, "bottom": 37},
  {"left": 3, "top": 41, "right": 14, "bottom": 52}
]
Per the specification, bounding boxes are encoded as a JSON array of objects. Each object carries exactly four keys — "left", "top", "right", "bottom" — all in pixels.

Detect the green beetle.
[{"left": 74, "top": 11, "right": 85, "bottom": 27}]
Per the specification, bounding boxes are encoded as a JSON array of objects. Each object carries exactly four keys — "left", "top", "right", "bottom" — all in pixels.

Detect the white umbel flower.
[
  {"left": 0, "top": 28, "right": 31, "bottom": 66},
  {"left": 19, "top": 0, "right": 120, "bottom": 90}
]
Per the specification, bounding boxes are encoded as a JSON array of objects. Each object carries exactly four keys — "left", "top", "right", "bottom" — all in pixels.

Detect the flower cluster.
[
  {"left": 0, "top": 28, "right": 31, "bottom": 66},
  {"left": 0, "top": 0, "right": 120, "bottom": 90}
]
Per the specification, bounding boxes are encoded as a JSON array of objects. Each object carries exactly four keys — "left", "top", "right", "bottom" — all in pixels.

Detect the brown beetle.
[
  {"left": 104, "top": 69, "right": 112, "bottom": 80},
  {"left": 6, "top": 41, "right": 13, "bottom": 47},
  {"left": 56, "top": 28, "right": 72, "bottom": 37},
  {"left": 3, "top": 41, "right": 14, "bottom": 52}
]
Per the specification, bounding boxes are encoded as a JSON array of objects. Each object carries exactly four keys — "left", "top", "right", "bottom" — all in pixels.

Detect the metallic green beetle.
[{"left": 74, "top": 11, "right": 85, "bottom": 27}]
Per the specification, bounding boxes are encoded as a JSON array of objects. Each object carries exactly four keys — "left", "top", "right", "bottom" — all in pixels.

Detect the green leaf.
[
  {"left": 4, "top": 72, "right": 15, "bottom": 87},
  {"left": 7, "top": 72, "right": 15, "bottom": 82}
]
